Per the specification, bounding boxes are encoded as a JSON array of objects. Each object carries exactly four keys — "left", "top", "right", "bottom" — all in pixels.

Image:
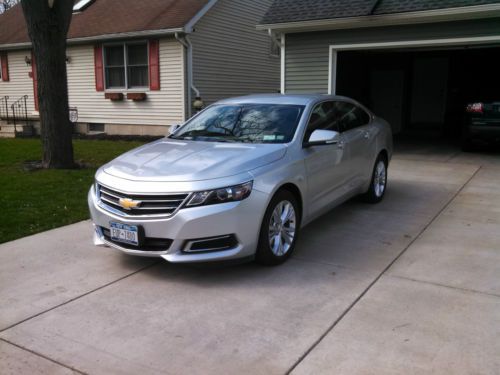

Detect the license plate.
[{"left": 110, "top": 222, "right": 139, "bottom": 246}]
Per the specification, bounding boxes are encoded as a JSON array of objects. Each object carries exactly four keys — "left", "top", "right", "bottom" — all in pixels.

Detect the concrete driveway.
[{"left": 1, "top": 142, "right": 499, "bottom": 375}]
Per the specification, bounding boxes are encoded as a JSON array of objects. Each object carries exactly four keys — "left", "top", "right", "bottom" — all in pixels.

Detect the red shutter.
[
  {"left": 149, "top": 40, "right": 160, "bottom": 91},
  {"left": 0, "top": 53, "right": 9, "bottom": 82},
  {"left": 94, "top": 44, "right": 104, "bottom": 91}
]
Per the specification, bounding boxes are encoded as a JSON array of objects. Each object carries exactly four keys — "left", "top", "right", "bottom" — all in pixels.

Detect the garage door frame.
[{"left": 328, "top": 35, "right": 500, "bottom": 95}]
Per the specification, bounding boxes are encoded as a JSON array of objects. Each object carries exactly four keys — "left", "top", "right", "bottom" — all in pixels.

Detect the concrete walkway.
[{"left": 1, "top": 145, "right": 499, "bottom": 374}]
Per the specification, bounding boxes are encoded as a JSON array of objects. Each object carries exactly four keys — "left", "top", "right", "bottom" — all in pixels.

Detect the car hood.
[{"left": 103, "top": 139, "right": 288, "bottom": 182}]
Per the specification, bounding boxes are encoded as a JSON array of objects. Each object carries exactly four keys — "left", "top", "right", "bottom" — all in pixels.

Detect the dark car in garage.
[{"left": 462, "top": 101, "right": 500, "bottom": 151}]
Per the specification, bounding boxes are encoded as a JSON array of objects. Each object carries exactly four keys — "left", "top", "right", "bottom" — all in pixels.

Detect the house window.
[{"left": 104, "top": 42, "right": 148, "bottom": 89}]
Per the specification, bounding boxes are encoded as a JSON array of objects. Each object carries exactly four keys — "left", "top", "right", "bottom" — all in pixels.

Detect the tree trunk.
[{"left": 21, "top": 0, "right": 74, "bottom": 169}]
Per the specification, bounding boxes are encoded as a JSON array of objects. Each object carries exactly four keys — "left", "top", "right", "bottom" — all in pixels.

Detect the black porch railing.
[
  {"left": 0, "top": 96, "right": 9, "bottom": 123},
  {"left": 11, "top": 95, "right": 29, "bottom": 133}
]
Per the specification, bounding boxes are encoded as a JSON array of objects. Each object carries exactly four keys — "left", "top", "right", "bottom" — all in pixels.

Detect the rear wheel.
[
  {"left": 361, "top": 154, "right": 387, "bottom": 204},
  {"left": 256, "top": 190, "right": 300, "bottom": 266}
]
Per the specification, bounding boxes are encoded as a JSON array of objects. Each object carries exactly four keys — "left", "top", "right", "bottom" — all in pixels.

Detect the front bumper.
[{"left": 88, "top": 186, "right": 269, "bottom": 263}]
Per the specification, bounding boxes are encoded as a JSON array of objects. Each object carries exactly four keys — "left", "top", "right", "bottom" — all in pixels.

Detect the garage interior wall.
[{"left": 337, "top": 48, "right": 500, "bottom": 137}]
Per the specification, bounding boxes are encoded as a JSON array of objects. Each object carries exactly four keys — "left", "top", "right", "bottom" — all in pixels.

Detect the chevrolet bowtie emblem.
[{"left": 118, "top": 198, "right": 141, "bottom": 210}]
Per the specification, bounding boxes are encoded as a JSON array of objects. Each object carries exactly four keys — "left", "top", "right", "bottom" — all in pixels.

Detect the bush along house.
[{"left": 0, "top": 0, "right": 280, "bottom": 137}]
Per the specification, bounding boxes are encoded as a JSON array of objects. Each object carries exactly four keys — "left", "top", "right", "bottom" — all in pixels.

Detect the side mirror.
[
  {"left": 304, "top": 129, "right": 340, "bottom": 147},
  {"left": 169, "top": 124, "right": 182, "bottom": 135}
]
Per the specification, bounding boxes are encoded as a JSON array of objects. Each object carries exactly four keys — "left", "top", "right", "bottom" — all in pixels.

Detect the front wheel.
[
  {"left": 256, "top": 190, "right": 300, "bottom": 266},
  {"left": 361, "top": 155, "right": 388, "bottom": 204}
]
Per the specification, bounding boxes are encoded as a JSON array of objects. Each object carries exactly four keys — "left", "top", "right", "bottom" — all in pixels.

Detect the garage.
[
  {"left": 335, "top": 43, "right": 500, "bottom": 142},
  {"left": 259, "top": 0, "right": 500, "bottom": 149}
]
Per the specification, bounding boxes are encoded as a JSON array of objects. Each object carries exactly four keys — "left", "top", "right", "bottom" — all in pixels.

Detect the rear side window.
[
  {"left": 334, "top": 102, "right": 371, "bottom": 132},
  {"left": 304, "top": 101, "right": 371, "bottom": 140}
]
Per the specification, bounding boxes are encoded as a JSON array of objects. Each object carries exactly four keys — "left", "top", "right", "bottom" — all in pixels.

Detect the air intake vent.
[{"left": 184, "top": 235, "right": 238, "bottom": 253}]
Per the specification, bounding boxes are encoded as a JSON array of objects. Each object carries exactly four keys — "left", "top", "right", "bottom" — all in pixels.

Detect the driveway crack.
[
  {"left": 387, "top": 274, "right": 500, "bottom": 298},
  {"left": 285, "top": 165, "right": 482, "bottom": 374},
  {"left": 0, "top": 261, "right": 159, "bottom": 334},
  {"left": 0, "top": 337, "right": 87, "bottom": 374}
]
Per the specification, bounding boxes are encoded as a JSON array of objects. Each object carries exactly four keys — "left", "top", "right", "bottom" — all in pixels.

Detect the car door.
[
  {"left": 302, "top": 101, "right": 350, "bottom": 216},
  {"left": 336, "top": 102, "right": 373, "bottom": 190}
]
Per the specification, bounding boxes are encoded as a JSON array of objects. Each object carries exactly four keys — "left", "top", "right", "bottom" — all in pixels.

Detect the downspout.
[
  {"left": 268, "top": 29, "right": 281, "bottom": 54},
  {"left": 175, "top": 32, "right": 200, "bottom": 118}
]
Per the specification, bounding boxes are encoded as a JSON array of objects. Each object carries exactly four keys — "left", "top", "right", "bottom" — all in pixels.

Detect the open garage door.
[{"left": 331, "top": 39, "right": 500, "bottom": 142}]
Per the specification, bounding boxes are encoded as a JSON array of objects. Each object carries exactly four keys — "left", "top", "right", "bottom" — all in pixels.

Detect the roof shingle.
[
  {"left": 0, "top": 0, "right": 210, "bottom": 46},
  {"left": 260, "top": 0, "right": 500, "bottom": 25}
]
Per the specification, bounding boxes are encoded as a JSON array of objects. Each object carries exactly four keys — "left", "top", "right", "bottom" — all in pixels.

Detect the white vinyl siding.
[
  {"left": 66, "top": 37, "right": 185, "bottom": 126},
  {"left": 0, "top": 50, "right": 36, "bottom": 114},
  {"left": 190, "top": 0, "right": 280, "bottom": 107}
]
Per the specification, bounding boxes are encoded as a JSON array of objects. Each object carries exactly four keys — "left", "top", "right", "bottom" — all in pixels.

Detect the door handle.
[
  {"left": 337, "top": 141, "right": 345, "bottom": 149},
  {"left": 363, "top": 132, "right": 370, "bottom": 139}
]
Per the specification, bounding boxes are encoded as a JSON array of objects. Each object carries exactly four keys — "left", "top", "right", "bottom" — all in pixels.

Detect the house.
[
  {"left": 258, "top": 0, "right": 500, "bottom": 139},
  {"left": 0, "top": 0, "right": 279, "bottom": 137}
]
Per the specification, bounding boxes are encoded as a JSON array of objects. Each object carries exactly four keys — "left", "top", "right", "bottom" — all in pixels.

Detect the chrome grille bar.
[{"left": 97, "top": 184, "right": 190, "bottom": 217}]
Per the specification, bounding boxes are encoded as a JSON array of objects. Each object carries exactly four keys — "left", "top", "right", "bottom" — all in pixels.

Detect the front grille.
[
  {"left": 97, "top": 184, "right": 190, "bottom": 217},
  {"left": 101, "top": 227, "right": 173, "bottom": 252}
]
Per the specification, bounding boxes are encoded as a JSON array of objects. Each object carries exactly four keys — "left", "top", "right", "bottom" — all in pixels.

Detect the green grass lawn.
[{"left": 0, "top": 138, "right": 146, "bottom": 244}]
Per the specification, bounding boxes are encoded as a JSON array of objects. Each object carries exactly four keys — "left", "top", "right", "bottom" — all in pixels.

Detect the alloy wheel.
[
  {"left": 268, "top": 200, "right": 296, "bottom": 256},
  {"left": 374, "top": 160, "right": 386, "bottom": 198}
]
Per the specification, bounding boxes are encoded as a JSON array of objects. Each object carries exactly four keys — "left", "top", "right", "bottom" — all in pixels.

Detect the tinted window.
[
  {"left": 357, "top": 106, "right": 371, "bottom": 126},
  {"left": 335, "top": 102, "right": 371, "bottom": 132},
  {"left": 304, "top": 101, "right": 341, "bottom": 141},
  {"left": 171, "top": 104, "right": 305, "bottom": 144}
]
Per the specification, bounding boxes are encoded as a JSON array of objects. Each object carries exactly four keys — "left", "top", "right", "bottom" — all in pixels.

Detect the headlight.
[{"left": 186, "top": 181, "right": 253, "bottom": 207}]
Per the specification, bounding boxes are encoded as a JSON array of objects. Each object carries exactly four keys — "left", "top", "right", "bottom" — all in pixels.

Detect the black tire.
[
  {"left": 256, "top": 190, "right": 300, "bottom": 266},
  {"left": 361, "top": 154, "right": 388, "bottom": 204}
]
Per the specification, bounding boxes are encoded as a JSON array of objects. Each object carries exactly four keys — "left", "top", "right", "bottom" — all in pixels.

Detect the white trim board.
[
  {"left": 280, "top": 34, "right": 286, "bottom": 94},
  {"left": 327, "top": 35, "right": 500, "bottom": 94},
  {"left": 258, "top": 4, "right": 500, "bottom": 32}
]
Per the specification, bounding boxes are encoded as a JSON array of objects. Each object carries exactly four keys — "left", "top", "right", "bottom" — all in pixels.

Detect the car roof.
[{"left": 216, "top": 94, "right": 355, "bottom": 106}]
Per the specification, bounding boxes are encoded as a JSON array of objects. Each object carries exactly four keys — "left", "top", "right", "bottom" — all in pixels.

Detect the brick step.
[{"left": 0, "top": 123, "right": 34, "bottom": 138}]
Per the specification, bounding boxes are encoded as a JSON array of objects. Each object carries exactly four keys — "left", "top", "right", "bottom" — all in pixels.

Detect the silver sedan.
[{"left": 88, "top": 94, "right": 393, "bottom": 265}]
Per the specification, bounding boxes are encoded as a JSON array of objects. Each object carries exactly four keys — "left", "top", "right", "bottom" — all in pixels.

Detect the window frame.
[{"left": 103, "top": 40, "right": 149, "bottom": 91}]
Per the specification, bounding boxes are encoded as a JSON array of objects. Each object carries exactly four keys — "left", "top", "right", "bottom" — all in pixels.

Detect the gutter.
[
  {"left": 175, "top": 32, "right": 199, "bottom": 119},
  {"left": 0, "top": 28, "right": 185, "bottom": 51},
  {"left": 256, "top": 4, "right": 500, "bottom": 33}
]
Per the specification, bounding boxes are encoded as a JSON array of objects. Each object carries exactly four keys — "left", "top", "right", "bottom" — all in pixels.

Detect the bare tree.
[
  {"left": 22, "top": 0, "right": 75, "bottom": 168},
  {"left": 0, "top": 0, "right": 19, "bottom": 13}
]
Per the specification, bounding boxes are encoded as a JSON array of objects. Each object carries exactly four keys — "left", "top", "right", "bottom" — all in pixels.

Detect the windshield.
[{"left": 170, "top": 104, "right": 305, "bottom": 144}]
